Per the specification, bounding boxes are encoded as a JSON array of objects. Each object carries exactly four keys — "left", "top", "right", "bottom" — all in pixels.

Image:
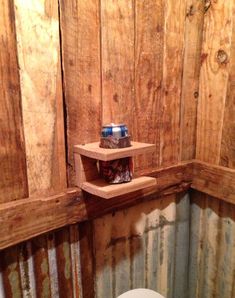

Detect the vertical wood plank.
[
  {"left": 101, "top": 0, "right": 134, "bottom": 131},
  {"left": 14, "top": 2, "right": 67, "bottom": 298},
  {"left": 14, "top": 0, "right": 66, "bottom": 197},
  {"left": 196, "top": 0, "right": 234, "bottom": 164},
  {"left": 0, "top": 1, "right": 28, "bottom": 296},
  {"left": 160, "top": 0, "right": 187, "bottom": 166},
  {"left": 0, "top": 0, "right": 28, "bottom": 203},
  {"left": 59, "top": 0, "right": 101, "bottom": 186},
  {"left": 59, "top": 1, "right": 101, "bottom": 297},
  {"left": 220, "top": 7, "right": 235, "bottom": 169},
  {"left": 133, "top": 0, "right": 164, "bottom": 170},
  {"left": 180, "top": 0, "right": 204, "bottom": 161}
]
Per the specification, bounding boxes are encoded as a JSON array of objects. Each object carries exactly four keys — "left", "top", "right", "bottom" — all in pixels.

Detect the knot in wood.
[
  {"left": 204, "top": 0, "right": 211, "bottom": 13},
  {"left": 186, "top": 5, "right": 195, "bottom": 17},
  {"left": 216, "top": 49, "right": 229, "bottom": 65}
]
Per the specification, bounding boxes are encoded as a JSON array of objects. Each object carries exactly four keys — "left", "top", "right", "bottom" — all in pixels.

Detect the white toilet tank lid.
[{"left": 117, "top": 288, "right": 165, "bottom": 298}]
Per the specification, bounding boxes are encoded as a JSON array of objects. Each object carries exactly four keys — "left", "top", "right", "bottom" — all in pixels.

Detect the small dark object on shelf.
[
  {"left": 99, "top": 157, "right": 133, "bottom": 184},
  {"left": 100, "top": 135, "right": 131, "bottom": 149}
]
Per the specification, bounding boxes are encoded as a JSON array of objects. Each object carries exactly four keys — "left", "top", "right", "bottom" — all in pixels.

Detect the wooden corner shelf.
[
  {"left": 74, "top": 141, "right": 156, "bottom": 199},
  {"left": 74, "top": 141, "right": 155, "bottom": 161},
  {"left": 82, "top": 177, "right": 156, "bottom": 199}
]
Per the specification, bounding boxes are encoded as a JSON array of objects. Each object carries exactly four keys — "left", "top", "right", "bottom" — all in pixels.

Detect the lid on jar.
[{"left": 102, "top": 123, "right": 126, "bottom": 127}]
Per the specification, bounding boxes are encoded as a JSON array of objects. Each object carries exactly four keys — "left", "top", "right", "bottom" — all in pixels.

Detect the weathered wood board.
[{"left": 0, "top": 0, "right": 28, "bottom": 203}]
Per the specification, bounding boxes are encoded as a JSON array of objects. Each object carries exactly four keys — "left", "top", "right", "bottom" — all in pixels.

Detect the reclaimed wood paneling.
[
  {"left": 180, "top": 0, "right": 204, "bottom": 161},
  {"left": 192, "top": 160, "right": 235, "bottom": 204},
  {"left": 133, "top": 0, "right": 164, "bottom": 170},
  {"left": 14, "top": 2, "right": 68, "bottom": 298},
  {"left": 101, "top": 0, "right": 134, "bottom": 132},
  {"left": 0, "top": 162, "right": 192, "bottom": 250},
  {"left": 196, "top": 0, "right": 234, "bottom": 164},
  {"left": 0, "top": 1, "right": 28, "bottom": 296},
  {"left": 14, "top": 0, "right": 66, "bottom": 197},
  {"left": 0, "top": 0, "right": 28, "bottom": 203},
  {"left": 160, "top": 0, "right": 187, "bottom": 166},
  {"left": 220, "top": 6, "right": 235, "bottom": 169},
  {"left": 59, "top": 0, "right": 101, "bottom": 186}
]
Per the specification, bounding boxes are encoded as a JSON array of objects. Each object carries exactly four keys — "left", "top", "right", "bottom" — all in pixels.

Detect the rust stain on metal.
[
  {"left": 63, "top": 242, "right": 71, "bottom": 280},
  {"left": 8, "top": 263, "right": 22, "bottom": 298}
]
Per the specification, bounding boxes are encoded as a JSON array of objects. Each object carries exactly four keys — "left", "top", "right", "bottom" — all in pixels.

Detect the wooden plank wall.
[
  {"left": 0, "top": 1, "right": 82, "bottom": 297},
  {"left": 1, "top": 0, "right": 235, "bottom": 298},
  {"left": 189, "top": 1, "right": 235, "bottom": 298}
]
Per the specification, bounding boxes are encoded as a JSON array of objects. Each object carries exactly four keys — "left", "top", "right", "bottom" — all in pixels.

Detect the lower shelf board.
[{"left": 81, "top": 176, "right": 157, "bottom": 199}]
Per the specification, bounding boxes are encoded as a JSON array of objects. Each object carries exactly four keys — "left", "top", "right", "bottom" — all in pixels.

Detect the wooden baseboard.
[{"left": 0, "top": 160, "right": 235, "bottom": 250}]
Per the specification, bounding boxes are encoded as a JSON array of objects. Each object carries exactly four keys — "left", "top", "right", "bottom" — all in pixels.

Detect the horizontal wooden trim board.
[
  {"left": 0, "top": 162, "right": 191, "bottom": 250},
  {"left": 192, "top": 160, "right": 235, "bottom": 205},
  {"left": 0, "top": 160, "right": 234, "bottom": 250}
]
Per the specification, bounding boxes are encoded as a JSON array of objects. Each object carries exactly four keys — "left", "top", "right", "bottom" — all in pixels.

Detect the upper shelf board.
[{"left": 74, "top": 141, "right": 156, "bottom": 161}]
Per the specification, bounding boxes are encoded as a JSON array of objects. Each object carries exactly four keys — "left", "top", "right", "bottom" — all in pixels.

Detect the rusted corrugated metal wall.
[
  {"left": 0, "top": 226, "right": 82, "bottom": 298},
  {"left": 188, "top": 191, "right": 235, "bottom": 298},
  {"left": 91, "top": 193, "right": 190, "bottom": 298},
  {"left": 0, "top": 194, "right": 190, "bottom": 298}
]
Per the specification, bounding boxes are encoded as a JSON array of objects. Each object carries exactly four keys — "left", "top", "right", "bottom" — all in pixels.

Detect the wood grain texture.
[
  {"left": 160, "top": 0, "right": 187, "bottom": 166},
  {"left": 180, "top": 0, "right": 204, "bottom": 161},
  {"left": 101, "top": 0, "right": 134, "bottom": 130},
  {"left": 14, "top": 0, "right": 66, "bottom": 196},
  {"left": 220, "top": 7, "right": 235, "bottom": 169},
  {"left": 196, "top": 0, "right": 234, "bottom": 164},
  {"left": 60, "top": 0, "right": 101, "bottom": 186},
  {"left": 82, "top": 176, "right": 157, "bottom": 199},
  {"left": 13, "top": 3, "right": 68, "bottom": 298},
  {"left": 133, "top": 0, "right": 164, "bottom": 170},
  {"left": 0, "top": 0, "right": 28, "bottom": 203},
  {"left": 1, "top": 159, "right": 235, "bottom": 250},
  {"left": 0, "top": 1, "right": 28, "bottom": 295},
  {"left": 74, "top": 142, "right": 155, "bottom": 161},
  {"left": 192, "top": 160, "right": 235, "bottom": 205}
]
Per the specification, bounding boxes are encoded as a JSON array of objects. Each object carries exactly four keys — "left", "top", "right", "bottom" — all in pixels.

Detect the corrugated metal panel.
[
  {"left": 0, "top": 228, "right": 82, "bottom": 298},
  {"left": 92, "top": 193, "right": 190, "bottom": 298},
  {"left": 1, "top": 192, "right": 235, "bottom": 298},
  {"left": 189, "top": 191, "right": 235, "bottom": 298}
]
